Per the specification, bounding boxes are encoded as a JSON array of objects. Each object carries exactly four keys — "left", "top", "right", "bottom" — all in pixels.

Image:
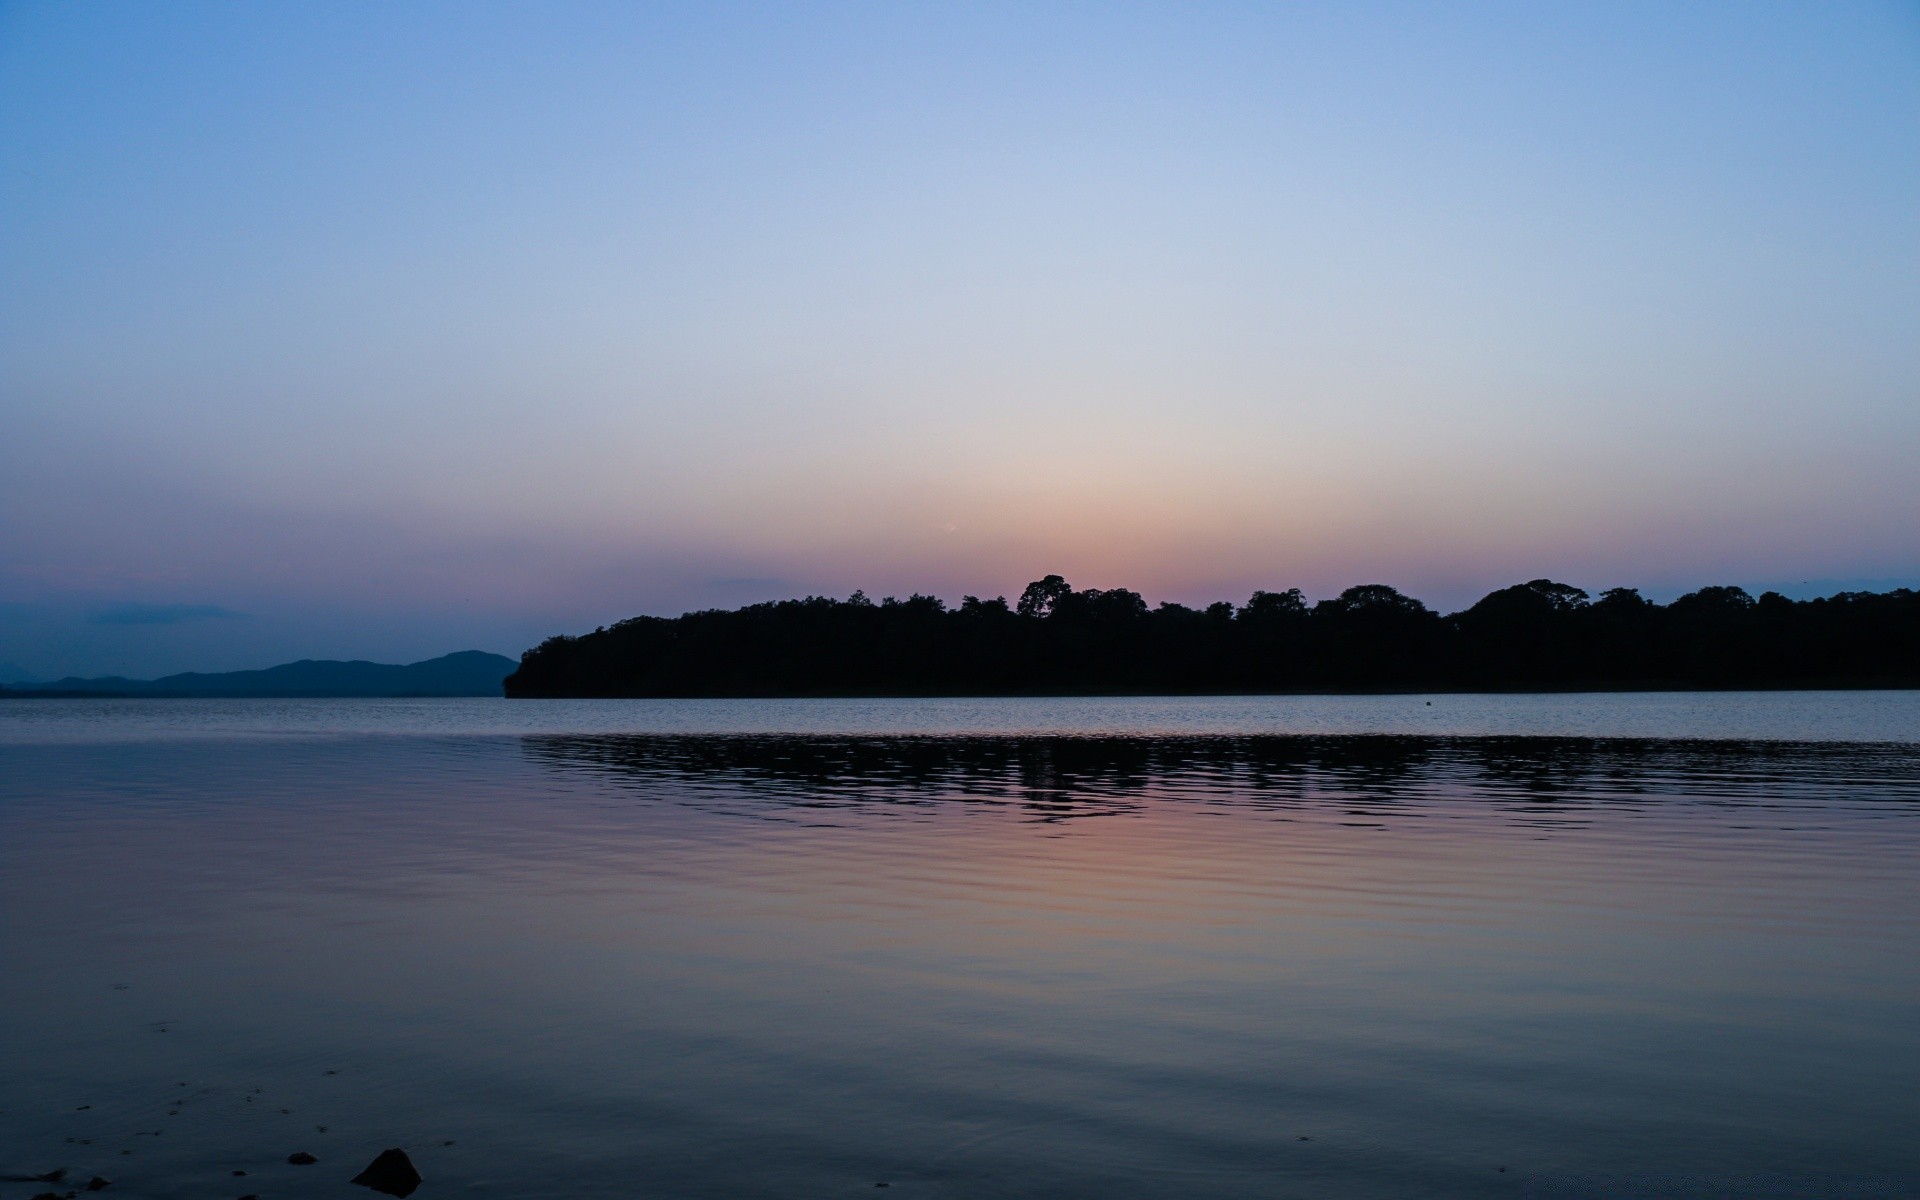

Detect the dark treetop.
[{"left": 503, "top": 578, "right": 1920, "bottom": 698}]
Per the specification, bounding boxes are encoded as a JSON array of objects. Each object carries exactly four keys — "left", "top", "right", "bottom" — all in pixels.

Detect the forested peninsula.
[{"left": 503, "top": 577, "right": 1920, "bottom": 698}]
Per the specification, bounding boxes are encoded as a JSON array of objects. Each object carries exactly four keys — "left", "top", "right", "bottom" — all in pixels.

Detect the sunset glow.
[{"left": 3, "top": 2, "right": 1916, "bottom": 675}]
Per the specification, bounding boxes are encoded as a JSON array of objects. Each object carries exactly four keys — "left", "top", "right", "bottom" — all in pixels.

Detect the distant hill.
[{"left": 9, "top": 651, "right": 517, "bottom": 698}]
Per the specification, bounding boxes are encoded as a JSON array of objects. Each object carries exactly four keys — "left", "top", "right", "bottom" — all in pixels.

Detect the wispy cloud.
[{"left": 89, "top": 603, "right": 248, "bottom": 626}]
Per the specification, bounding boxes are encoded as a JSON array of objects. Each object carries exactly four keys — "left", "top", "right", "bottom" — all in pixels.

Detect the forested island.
[{"left": 503, "top": 577, "right": 1919, "bottom": 697}]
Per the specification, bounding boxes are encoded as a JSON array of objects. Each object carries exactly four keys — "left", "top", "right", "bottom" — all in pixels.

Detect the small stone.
[
  {"left": 287, "top": 1152, "right": 318, "bottom": 1165},
  {"left": 351, "top": 1147, "right": 422, "bottom": 1198},
  {"left": 84, "top": 1178, "right": 111, "bottom": 1192},
  {"left": 232, "top": 1170, "right": 247, "bottom": 1176}
]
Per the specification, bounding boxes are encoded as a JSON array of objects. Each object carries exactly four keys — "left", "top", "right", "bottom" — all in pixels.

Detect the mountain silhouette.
[{"left": 10, "top": 651, "right": 517, "bottom": 698}]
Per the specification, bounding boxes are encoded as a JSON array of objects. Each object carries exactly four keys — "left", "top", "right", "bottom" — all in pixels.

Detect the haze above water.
[{"left": 3, "top": 693, "right": 1917, "bottom": 1198}]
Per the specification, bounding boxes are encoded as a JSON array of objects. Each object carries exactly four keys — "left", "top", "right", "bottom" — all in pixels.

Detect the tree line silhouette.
[{"left": 503, "top": 576, "right": 1920, "bottom": 697}]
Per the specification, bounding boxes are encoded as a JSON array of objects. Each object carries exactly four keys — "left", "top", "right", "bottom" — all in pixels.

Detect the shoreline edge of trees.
[{"left": 505, "top": 576, "right": 1920, "bottom": 698}]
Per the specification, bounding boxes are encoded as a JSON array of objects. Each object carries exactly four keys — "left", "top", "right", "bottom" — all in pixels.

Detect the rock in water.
[
  {"left": 287, "top": 1152, "right": 318, "bottom": 1165},
  {"left": 351, "top": 1148, "right": 423, "bottom": 1197}
]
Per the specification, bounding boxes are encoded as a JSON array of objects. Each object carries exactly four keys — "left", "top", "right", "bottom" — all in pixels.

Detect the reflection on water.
[
  {"left": 528, "top": 733, "right": 1920, "bottom": 826},
  {"left": 2, "top": 723, "right": 1918, "bottom": 1199}
]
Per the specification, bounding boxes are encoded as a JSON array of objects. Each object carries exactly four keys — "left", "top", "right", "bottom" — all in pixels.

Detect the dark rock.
[
  {"left": 84, "top": 1178, "right": 111, "bottom": 1191},
  {"left": 351, "top": 1148, "right": 422, "bottom": 1198},
  {"left": 287, "top": 1152, "right": 318, "bottom": 1165},
  {"left": 232, "top": 1169, "right": 247, "bottom": 1176}
]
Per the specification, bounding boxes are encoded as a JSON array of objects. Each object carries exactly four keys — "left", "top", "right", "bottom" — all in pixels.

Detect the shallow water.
[{"left": 3, "top": 698, "right": 1918, "bottom": 1198}]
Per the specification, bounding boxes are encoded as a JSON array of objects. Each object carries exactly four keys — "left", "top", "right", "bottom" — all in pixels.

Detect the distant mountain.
[
  {"left": 0, "top": 661, "right": 38, "bottom": 685},
  {"left": 13, "top": 651, "right": 517, "bottom": 698}
]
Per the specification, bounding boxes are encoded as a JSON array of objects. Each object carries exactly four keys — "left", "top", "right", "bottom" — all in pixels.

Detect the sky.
[{"left": 3, "top": 1, "right": 1918, "bottom": 678}]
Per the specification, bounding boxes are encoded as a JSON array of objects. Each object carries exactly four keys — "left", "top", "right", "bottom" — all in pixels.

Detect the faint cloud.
[{"left": 89, "top": 603, "right": 248, "bottom": 626}]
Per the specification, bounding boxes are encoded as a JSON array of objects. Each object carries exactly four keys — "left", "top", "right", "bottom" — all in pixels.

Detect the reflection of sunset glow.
[{"left": 7, "top": 731, "right": 1917, "bottom": 1192}]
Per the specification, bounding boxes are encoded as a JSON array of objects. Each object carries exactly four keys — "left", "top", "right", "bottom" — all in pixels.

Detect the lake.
[{"left": 3, "top": 693, "right": 1918, "bottom": 1198}]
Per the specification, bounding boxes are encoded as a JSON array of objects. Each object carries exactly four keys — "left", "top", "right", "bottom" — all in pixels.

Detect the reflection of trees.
[
  {"left": 505, "top": 576, "right": 1920, "bottom": 698},
  {"left": 521, "top": 735, "right": 1919, "bottom": 824}
]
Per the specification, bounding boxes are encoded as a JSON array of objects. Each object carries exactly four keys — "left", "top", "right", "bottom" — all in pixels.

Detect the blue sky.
[{"left": 3, "top": 1, "right": 1917, "bottom": 677}]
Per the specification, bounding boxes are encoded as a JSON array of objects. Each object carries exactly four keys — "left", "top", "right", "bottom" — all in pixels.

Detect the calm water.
[{"left": 3, "top": 695, "right": 1918, "bottom": 1199}]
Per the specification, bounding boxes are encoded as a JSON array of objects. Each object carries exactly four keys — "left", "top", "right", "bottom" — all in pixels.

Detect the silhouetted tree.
[
  {"left": 1308, "top": 585, "right": 1441, "bottom": 685},
  {"left": 1018, "top": 575, "right": 1073, "bottom": 618},
  {"left": 502, "top": 576, "right": 1920, "bottom": 697},
  {"left": 1452, "top": 579, "right": 1590, "bottom": 684}
]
